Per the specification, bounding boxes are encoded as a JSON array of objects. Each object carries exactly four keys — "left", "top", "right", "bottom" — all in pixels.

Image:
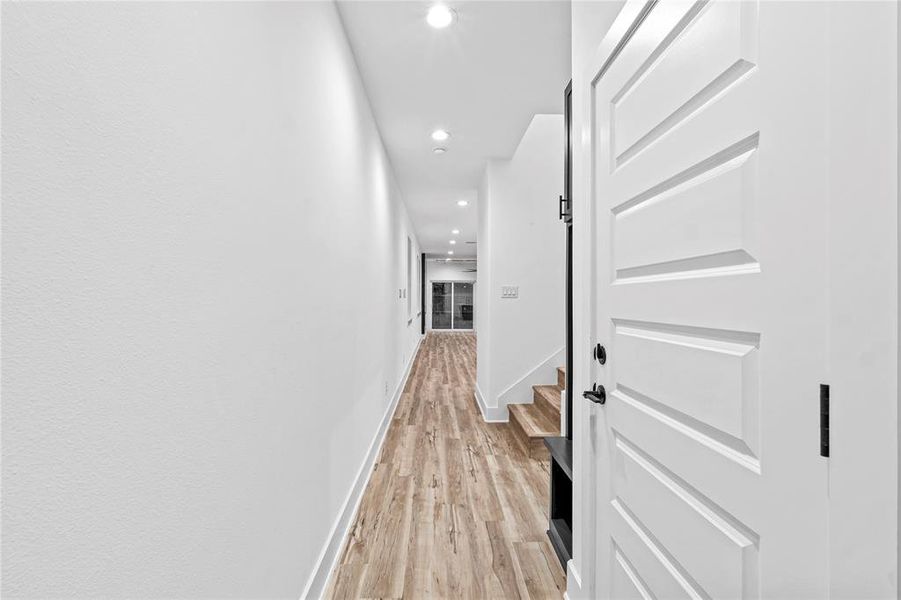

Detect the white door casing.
[{"left": 585, "top": 1, "right": 835, "bottom": 597}]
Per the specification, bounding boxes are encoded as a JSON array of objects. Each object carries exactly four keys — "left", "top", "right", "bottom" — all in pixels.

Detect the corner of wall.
[
  {"left": 476, "top": 166, "right": 493, "bottom": 408},
  {"left": 474, "top": 383, "right": 508, "bottom": 423},
  {"left": 496, "top": 346, "right": 565, "bottom": 408},
  {"left": 477, "top": 113, "right": 565, "bottom": 422}
]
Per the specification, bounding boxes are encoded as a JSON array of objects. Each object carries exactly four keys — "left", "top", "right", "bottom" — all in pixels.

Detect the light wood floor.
[{"left": 326, "top": 332, "right": 565, "bottom": 599}]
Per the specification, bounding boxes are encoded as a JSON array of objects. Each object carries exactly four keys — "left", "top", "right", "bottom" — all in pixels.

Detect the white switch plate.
[{"left": 501, "top": 286, "right": 519, "bottom": 298}]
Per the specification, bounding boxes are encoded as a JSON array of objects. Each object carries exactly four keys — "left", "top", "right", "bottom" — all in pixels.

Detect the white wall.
[
  {"left": 476, "top": 115, "right": 565, "bottom": 418},
  {"left": 1, "top": 3, "right": 421, "bottom": 597},
  {"left": 427, "top": 260, "right": 477, "bottom": 282},
  {"left": 476, "top": 171, "right": 494, "bottom": 403}
]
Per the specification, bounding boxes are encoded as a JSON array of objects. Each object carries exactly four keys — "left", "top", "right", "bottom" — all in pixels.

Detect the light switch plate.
[{"left": 501, "top": 286, "right": 519, "bottom": 298}]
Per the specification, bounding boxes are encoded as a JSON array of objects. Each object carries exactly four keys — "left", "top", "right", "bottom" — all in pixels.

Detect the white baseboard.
[
  {"left": 496, "top": 346, "right": 564, "bottom": 407},
  {"left": 300, "top": 335, "right": 423, "bottom": 599},
  {"left": 565, "top": 560, "right": 583, "bottom": 600},
  {"left": 474, "top": 383, "right": 508, "bottom": 422}
]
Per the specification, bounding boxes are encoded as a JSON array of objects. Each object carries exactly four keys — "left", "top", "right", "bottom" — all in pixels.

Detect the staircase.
[{"left": 509, "top": 367, "right": 565, "bottom": 459}]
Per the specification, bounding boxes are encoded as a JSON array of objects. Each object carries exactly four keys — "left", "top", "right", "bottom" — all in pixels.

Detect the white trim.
[
  {"left": 825, "top": 2, "right": 899, "bottom": 593},
  {"left": 474, "top": 383, "right": 508, "bottom": 422},
  {"left": 560, "top": 389, "right": 567, "bottom": 438},
  {"left": 301, "top": 335, "right": 424, "bottom": 600},
  {"left": 572, "top": 4, "right": 639, "bottom": 595},
  {"left": 565, "top": 560, "right": 583, "bottom": 600},
  {"left": 496, "top": 346, "right": 564, "bottom": 408}
]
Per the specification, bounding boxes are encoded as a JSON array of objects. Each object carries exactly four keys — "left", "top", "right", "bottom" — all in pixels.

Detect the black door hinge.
[
  {"left": 559, "top": 195, "right": 572, "bottom": 223},
  {"left": 820, "top": 384, "right": 830, "bottom": 457}
]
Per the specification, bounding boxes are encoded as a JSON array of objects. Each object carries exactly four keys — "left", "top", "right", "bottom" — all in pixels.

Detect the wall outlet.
[{"left": 501, "top": 286, "right": 519, "bottom": 298}]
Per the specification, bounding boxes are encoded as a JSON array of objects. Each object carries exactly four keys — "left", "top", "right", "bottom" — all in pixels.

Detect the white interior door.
[{"left": 586, "top": 1, "right": 831, "bottom": 597}]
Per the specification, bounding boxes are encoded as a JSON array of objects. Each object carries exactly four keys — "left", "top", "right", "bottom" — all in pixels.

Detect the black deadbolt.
[{"left": 593, "top": 343, "right": 607, "bottom": 365}]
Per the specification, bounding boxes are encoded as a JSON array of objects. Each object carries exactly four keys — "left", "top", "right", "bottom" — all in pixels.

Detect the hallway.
[
  {"left": 3, "top": 2, "right": 899, "bottom": 598},
  {"left": 327, "top": 332, "right": 565, "bottom": 599}
]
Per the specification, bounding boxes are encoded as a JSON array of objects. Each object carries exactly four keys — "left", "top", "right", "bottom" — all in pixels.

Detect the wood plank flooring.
[{"left": 326, "top": 332, "right": 565, "bottom": 600}]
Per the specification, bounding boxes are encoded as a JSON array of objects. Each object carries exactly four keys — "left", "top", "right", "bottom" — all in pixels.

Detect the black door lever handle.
[{"left": 583, "top": 384, "right": 606, "bottom": 404}]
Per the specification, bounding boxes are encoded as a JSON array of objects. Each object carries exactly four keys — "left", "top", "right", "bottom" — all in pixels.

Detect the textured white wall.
[
  {"left": 476, "top": 115, "right": 565, "bottom": 409},
  {"left": 1, "top": 2, "right": 421, "bottom": 597}
]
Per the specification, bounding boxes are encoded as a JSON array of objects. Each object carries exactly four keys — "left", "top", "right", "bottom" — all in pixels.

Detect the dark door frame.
[
  {"left": 547, "top": 79, "right": 576, "bottom": 569},
  {"left": 420, "top": 252, "right": 426, "bottom": 334},
  {"left": 564, "top": 80, "right": 574, "bottom": 441}
]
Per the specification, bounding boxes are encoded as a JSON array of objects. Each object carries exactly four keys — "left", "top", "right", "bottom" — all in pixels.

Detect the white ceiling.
[{"left": 337, "top": 1, "right": 571, "bottom": 258}]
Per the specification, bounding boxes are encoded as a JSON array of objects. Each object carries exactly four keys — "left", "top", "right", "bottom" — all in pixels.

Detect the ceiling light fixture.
[
  {"left": 427, "top": 5, "right": 455, "bottom": 29},
  {"left": 457, "top": 200, "right": 469, "bottom": 207},
  {"left": 431, "top": 129, "right": 450, "bottom": 142},
  {"left": 433, "top": 147, "right": 447, "bottom": 154},
  {"left": 451, "top": 229, "right": 460, "bottom": 235},
  {"left": 447, "top": 250, "right": 454, "bottom": 255},
  {"left": 449, "top": 240, "right": 456, "bottom": 245},
  {"left": 445, "top": 258, "right": 451, "bottom": 262}
]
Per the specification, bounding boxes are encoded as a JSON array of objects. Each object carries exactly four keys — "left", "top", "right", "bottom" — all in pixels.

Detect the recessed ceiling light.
[
  {"left": 433, "top": 147, "right": 447, "bottom": 154},
  {"left": 451, "top": 229, "right": 460, "bottom": 235},
  {"left": 447, "top": 250, "right": 454, "bottom": 255},
  {"left": 449, "top": 240, "right": 457, "bottom": 245},
  {"left": 445, "top": 258, "right": 451, "bottom": 262},
  {"left": 457, "top": 200, "right": 469, "bottom": 207},
  {"left": 427, "top": 5, "right": 455, "bottom": 28},
  {"left": 431, "top": 129, "right": 450, "bottom": 142}
]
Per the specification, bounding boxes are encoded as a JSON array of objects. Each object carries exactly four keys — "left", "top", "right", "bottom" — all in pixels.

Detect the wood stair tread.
[
  {"left": 533, "top": 384, "right": 562, "bottom": 412},
  {"left": 509, "top": 403, "right": 559, "bottom": 438},
  {"left": 556, "top": 366, "right": 565, "bottom": 389}
]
